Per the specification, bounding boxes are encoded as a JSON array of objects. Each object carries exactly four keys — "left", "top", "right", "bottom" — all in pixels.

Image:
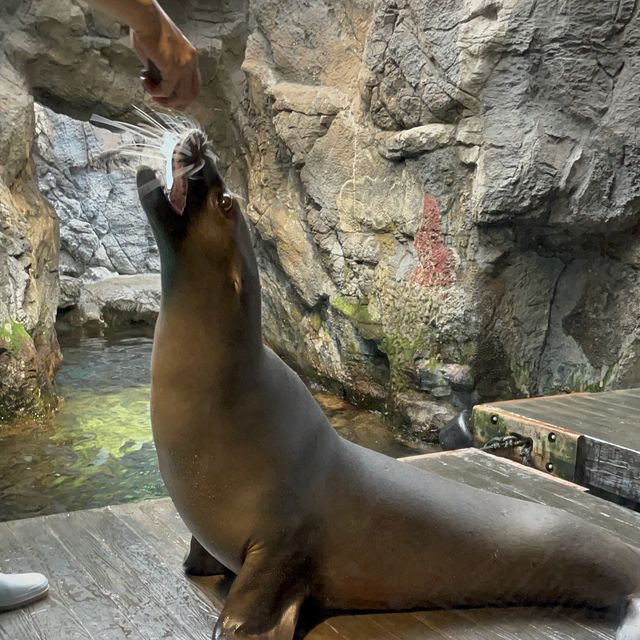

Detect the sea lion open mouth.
[
  {"left": 90, "top": 108, "right": 213, "bottom": 216},
  {"left": 166, "top": 129, "right": 207, "bottom": 215}
]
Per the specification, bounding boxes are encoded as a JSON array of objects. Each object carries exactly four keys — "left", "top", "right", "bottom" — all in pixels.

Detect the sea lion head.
[{"left": 136, "top": 129, "right": 260, "bottom": 328}]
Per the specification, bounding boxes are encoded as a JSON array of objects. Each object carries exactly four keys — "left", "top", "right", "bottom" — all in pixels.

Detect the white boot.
[{"left": 0, "top": 573, "right": 49, "bottom": 611}]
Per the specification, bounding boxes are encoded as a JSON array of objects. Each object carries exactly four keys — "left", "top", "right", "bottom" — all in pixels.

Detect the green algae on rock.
[{"left": 0, "top": 319, "right": 58, "bottom": 423}]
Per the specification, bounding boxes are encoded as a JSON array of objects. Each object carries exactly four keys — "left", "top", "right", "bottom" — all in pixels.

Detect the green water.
[{"left": 0, "top": 326, "right": 431, "bottom": 522}]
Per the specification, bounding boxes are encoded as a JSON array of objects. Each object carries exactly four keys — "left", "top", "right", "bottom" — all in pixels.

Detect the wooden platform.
[
  {"left": 1, "top": 449, "right": 639, "bottom": 640},
  {"left": 473, "top": 388, "right": 640, "bottom": 504}
]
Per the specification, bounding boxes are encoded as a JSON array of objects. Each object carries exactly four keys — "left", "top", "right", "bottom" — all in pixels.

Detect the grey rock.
[
  {"left": 440, "top": 364, "right": 474, "bottom": 391},
  {"left": 59, "top": 276, "right": 81, "bottom": 309},
  {"left": 415, "top": 361, "right": 448, "bottom": 390},
  {"left": 415, "top": 361, "right": 473, "bottom": 397},
  {"left": 33, "top": 104, "right": 160, "bottom": 280},
  {"left": 65, "top": 274, "right": 161, "bottom": 328},
  {"left": 273, "top": 111, "right": 333, "bottom": 166},
  {"left": 396, "top": 392, "right": 457, "bottom": 441},
  {"left": 377, "top": 124, "right": 456, "bottom": 160},
  {"left": 272, "top": 82, "right": 350, "bottom": 116},
  {"left": 457, "top": 146, "right": 480, "bottom": 166}
]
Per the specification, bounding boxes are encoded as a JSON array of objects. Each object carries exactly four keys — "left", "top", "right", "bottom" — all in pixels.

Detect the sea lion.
[{"left": 136, "top": 127, "right": 640, "bottom": 640}]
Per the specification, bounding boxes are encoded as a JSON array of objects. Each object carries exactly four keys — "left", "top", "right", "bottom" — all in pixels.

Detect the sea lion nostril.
[{"left": 173, "top": 130, "right": 206, "bottom": 171}]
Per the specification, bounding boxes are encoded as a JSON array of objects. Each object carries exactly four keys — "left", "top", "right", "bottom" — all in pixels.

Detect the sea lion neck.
[{"left": 158, "top": 251, "right": 264, "bottom": 364}]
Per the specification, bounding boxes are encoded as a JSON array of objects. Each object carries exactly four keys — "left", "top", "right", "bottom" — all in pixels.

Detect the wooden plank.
[
  {"left": 45, "top": 510, "right": 210, "bottom": 640},
  {"left": 0, "top": 522, "right": 45, "bottom": 640},
  {"left": 610, "top": 388, "right": 640, "bottom": 410},
  {"left": 487, "top": 389, "right": 640, "bottom": 451},
  {"left": 0, "top": 523, "right": 93, "bottom": 640},
  {"left": 71, "top": 508, "right": 214, "bottom": 639},
  {"left": 0, "top": 608, "right": 44, "bottom": 640},
  {"left": 472, "top": 388, "right": 640, "bottom": 502},
  {"left": 576, "top": 438, "right": 640, "bottom": 503},
  {"left": 5, "top": 514, "right": 147, "bottom": 640},
  {"left": 320, "top": 607, "right": 616, "bottom": 640},
  {"left": 413, "top": 608, "right": 612, "bottom": 640},
  {"left": 305, "top": 619, "right": 346, "bottom": 640},
  {"left": 375, "top": 610, "right": 488, "bottom": 640},
  {"left": 472, "top": 406, "right": 581, "bottom": 482},
  {"left": 131, "top": 497, "right": 191, "bottom": 543},
  {"left": 319, "top": 614, "right": 401, "bottom": 640},
  {"left": 113, "top": 501, "right": 229, "bottom": 615}
]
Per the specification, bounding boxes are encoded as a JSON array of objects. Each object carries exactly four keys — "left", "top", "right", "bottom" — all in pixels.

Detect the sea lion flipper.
[
  {"left": 213, "top": 547, "right": 306, "bottom": 640},
  {"left": 183, "top": 536, "right": 230, "bottom": 577}
]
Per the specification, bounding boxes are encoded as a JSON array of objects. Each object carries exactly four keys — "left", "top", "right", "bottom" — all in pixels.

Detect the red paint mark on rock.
[{"left": 410, "top": 195, "right": 455, "bottom": 287}]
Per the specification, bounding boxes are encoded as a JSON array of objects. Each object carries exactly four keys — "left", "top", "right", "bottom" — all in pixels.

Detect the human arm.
[{"left": 86, "top": 0, "right": 200, "bottom": 110}]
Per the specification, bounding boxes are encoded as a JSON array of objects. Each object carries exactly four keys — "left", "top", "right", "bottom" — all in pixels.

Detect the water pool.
[{"left": 0, "top": 326, "right": 432, "bottom": 522}]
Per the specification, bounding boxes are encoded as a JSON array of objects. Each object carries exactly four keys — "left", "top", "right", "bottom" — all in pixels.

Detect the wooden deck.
[
  {"left": 473, "top": 387, "right": 640, "bottom": 504},
  {"left": 1, "top": 449, "right": 639, "bottom": 640}
]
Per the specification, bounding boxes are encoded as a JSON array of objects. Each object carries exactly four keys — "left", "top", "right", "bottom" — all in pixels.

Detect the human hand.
[{"left": 131, "top": 7, "right": 200, "bottom": 110}]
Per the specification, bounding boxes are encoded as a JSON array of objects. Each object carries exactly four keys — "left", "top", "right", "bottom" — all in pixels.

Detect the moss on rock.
[
  {"left": 329, "top": 295, "right": 384, "bottom": 341},
  {"left": 0, "top": 320, "right": 31, "bottom": 355},
  {"left": 0, "top": 319, "right": 57, "bottom": 423}
]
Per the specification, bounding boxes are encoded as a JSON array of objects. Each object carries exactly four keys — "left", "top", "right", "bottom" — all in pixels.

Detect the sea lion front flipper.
[
  {"left": 183, "top": 536, "right": 230, "bottom": 577},
  {"left": 213, "top": 547, "right": 307, "bottom": 640}
]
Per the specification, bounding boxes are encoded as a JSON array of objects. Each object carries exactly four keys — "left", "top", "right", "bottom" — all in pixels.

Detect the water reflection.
[{"left": 0, "top": 326, "right": 433, "bottom": 522}]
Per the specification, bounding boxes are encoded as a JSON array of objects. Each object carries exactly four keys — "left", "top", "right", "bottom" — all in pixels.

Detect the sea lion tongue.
[{"left": 169, "top": 174, "right": 187, "bottom": 215}]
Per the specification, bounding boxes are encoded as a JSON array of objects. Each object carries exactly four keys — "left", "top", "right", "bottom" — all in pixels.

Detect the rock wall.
[
  {"left": 238, "top": 0, "right": 640, "bottom": 435},
  {"left": 1, "top": 0, "right": 639, "bottom": 435},
  {"left": 33, "top": 105, "right": 163, "bottom": 327},
  {"left": 34, "top": 105, "right": 160, "bottom": 282},
  {"left": 0, "top": 60, "right": 60, "bottom": 421}
]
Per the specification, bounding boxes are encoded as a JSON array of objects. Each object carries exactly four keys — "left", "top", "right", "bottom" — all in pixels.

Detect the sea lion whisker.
[
  {"left": 203, "top": 149, "right": 219, "bottom": 166},
  {"left": 172, "top": 163, "right": 196, "bottom": 180},
  {"left": 138, "top": 176, "right": 164, "bottom": 196},
  {"left": 110, "top": 149, "right": 167, "bottom": 161},
  {"left": 132, "top": 106, "right": 172, "bottom": 133},
  {"left": 120, "top": 140, "right": 165, "bottom": 149},
  {"left": 120, "top": 142, "right": 166, "bottom": 154},
  {"left": 228, "top": 191, "right": 246, "bottom": 205},
  {"left": 123, "top": 135, "right": 166, "bottom": 151},
  {"left": 176, "top": 113, "right": 201, "bottom": 130},
  {"left": 169, "top": 113, "right": 206, "bottom": 141},
  {"left": 90, "top": 114, "right": 165, "bottom": 142},
  {"left": 191, "top": 159, "right": 205, "bottom": 173},
  {"left": 156, "top": 111, "right": 196, "bottom": 136},
  {"left": 96, "top": 149, "right": 165, "bottom": 163}
]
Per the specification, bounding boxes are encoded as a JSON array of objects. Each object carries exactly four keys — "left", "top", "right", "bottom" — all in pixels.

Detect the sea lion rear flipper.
[
  {"left": 183, "top": 536, "right": 230, "bottom": 577},
  {"left": 213, "top": 547, "right": 307, "bottom": 640}
]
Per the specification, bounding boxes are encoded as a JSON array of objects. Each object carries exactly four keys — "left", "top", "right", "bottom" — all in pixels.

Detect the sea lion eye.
[{"left": 219, "top": 193, "right": 234, "bottom": 212}]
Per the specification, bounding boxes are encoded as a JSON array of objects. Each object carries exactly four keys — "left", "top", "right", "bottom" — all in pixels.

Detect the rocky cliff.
[
  {"left": 1, "top": 0, "right": 639, "bottom": 436},
  {"left": 0, "top": 57, "right": 60, "bottom": 421}
]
